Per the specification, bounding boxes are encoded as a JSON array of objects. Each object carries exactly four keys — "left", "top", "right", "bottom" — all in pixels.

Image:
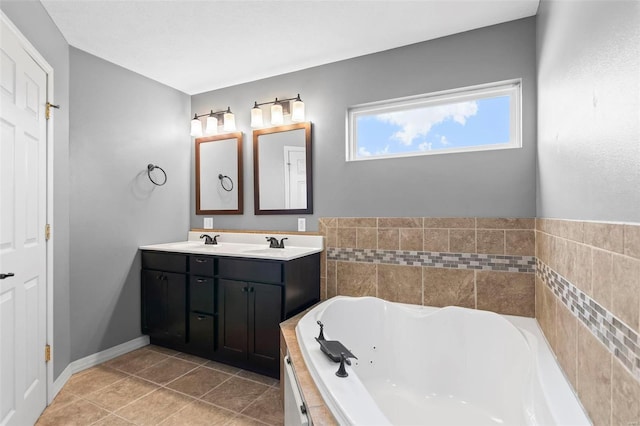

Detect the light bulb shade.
[
  {"left": 250, "top": 107, "right": 263, "bottom": 128},
  {"left": 271, "top": 103, "right": 284, "bottom": 125},
  {"left": 291, "top": 99, "right": 305, "bottom": 122},
  {"left": 190, "top": 118, "right": 203, "bottom": 137},
  {"left": 205, "top": 116, "right": 218, "bottom": 135},
  {"left": 223, "top": 111, "right": 236, "bottom": 131}
]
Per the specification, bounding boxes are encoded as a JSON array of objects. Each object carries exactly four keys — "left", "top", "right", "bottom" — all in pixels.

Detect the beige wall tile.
[
  {"left": 320, "top": 277, "right": 327, "bottom": 301},
  {"left": 572, "top": 243, "right": 592, "bottom": 297},
  {"left": 476, "top": 271, "right": 534, "bottom": 317},
  {"left": 624, "top": 224, "right": 640, "bottom": 260},
  {"left": 356, "top": 227, "right": 377, "bottom": 249},
  {"left": 337, "top": 227, "right": 356, "bottom": 248},
  {"left": 449, "top": 229, "right": 476, "bottom": 254},
  {"left": 583, "top": 222, "right": 624, "bottom": 254},
  {"left": 535, "top": 231, "right": 550, "bottom": 266},
  {"left": 423, "top": 229, "right": 449, "bottom": 252},
  {"left": 550, "top": 237, "right": 567, "bottom": 278},
  {"left": 555, "top": 303, "right": 578, "bottom": 391},
  {"left": 377, "top": 264, "right": 422, "bottom": 305},
  {"left": 326, "top": 227, "right": 337, "bottom": 248},
  {"left": 612, "top": 358, "right": 640, "bottom": 425},
  {"left": 338, "top": 218, "right": 376, "bottom": 228},
  {"left": 592, "top": 249, "right": 613, "bottom": 312},
  {"left": 535, "top": 218, "right": 548, "bottom": 233},
  {"left": 327, "top": 261, "right": 337, "bottom": 299},
  {"left": 378, "top": 228, "right": 399, "bottom": 250},
  {"left": 477, "top": 230, "right": 505, "bottom": 255},
  {"left": 423, "top": 268, "right": 474, "bottom": 308},
  {"left": 400, "top": 228, "right": 423, "bottom": 251},
  {"left": 556, "top": 220, "right": 584, "bottom": 242},
  {"left": 378, "top": 217, "right": 422, "bottom": 228},
  {"left": 611, "top": 255, "right": 640, "bottom": 334},
  {"left": 336, "top": 262, "right": 376, "bottom": 297},
  {"left": 577, "top": 324, "right": 612, "bottom": 426},
  {"left": 476, "top": 218, "right": 534, "bottom": 229},
  {"left": 535, "top": 276, "right": 557, "bottom": 350},
  {"left": 423, "top": 217, "right": 475, "bottom": 228},
  {"left": 319, "top": 217, "right": 337, "bottom": 228},
  {"left": 505, "top": 230, "right": 535, "bottom": 256}
]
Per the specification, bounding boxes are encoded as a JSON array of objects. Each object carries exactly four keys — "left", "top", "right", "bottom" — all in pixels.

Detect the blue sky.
[{"left": 356, "top": 95, "right": 511, "bottom": 158}]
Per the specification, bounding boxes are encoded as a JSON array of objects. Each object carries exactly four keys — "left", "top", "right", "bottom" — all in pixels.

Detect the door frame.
[{"left": 1, "top": 10, "right": 55, "bottom": 404}]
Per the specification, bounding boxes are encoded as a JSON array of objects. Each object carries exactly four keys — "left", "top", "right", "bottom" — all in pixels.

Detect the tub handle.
[{"left": 336, "top": 352, "right": 349, "bottom": 378}]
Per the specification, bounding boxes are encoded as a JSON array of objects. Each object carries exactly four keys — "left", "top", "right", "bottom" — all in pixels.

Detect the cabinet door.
[
  {"left": 248, "top": 282, "right": 282, "bottom": 373},
  {"left": 141, "top": 270, "right": 186, "bottom": 345},
  {"left": 217, "top": 279, "right": 248, "bottom": 362}
]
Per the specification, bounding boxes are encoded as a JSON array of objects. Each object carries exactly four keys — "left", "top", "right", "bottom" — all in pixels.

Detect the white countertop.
[{"left": 140, "top": 232, "right": 324, "bottom": 261}]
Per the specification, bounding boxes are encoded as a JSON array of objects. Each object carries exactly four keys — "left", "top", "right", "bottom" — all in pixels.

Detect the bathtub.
[{"left": 295, "top": 296, "right": 590, "bottom": 425}]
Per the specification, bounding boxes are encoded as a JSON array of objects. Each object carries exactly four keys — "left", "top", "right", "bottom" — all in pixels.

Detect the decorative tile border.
[
  {"left": 327, "top": 247, "right": 536, "bottom": 273},
  {"left": 537, "top": 259, "right": 640, "bottom": 381}
]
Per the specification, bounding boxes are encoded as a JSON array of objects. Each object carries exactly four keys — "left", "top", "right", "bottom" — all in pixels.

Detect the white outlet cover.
[
  {"left": 204, "top": 217, "right": 213, "bottom": 229},
  {"left": 298, "top": 218, "right": 306, "bottom": 232}
]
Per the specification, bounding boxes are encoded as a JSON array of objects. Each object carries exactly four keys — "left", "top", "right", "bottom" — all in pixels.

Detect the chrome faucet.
[
  {"left": 200, "top": 234, "right": 219, "bottom": 245},
  {"left": 266, "top": 237, "right": 287, "bottom": 249}
]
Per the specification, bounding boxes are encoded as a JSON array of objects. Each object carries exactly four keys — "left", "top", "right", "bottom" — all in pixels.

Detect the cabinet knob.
[
  {"left": 195, "top": 258, "right": 208, "bottom": 263},
  {"left": 196, "top": 278, "right": 207, "bottom": 283},
  {"left": 196, "top": 315, "right": 207, "bottom": 321}
]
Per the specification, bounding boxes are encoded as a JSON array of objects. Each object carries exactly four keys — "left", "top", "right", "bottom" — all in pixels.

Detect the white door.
[
  {"left": 283, "top": 146, "right": 306, "bottom": 209},
  {"left": 0, "top": 17, "right": 48, "bottom": 426}
]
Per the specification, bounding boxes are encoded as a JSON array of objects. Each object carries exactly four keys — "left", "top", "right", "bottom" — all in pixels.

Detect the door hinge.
[
  {"left": 45, "top": 102, "right": 60, "bottom": 120},
  {"left": 45, "top": 224, "right": 51, "bottom": 241},
  {"left": 45, "top": 345, "right": 51, "bottom": 362}
]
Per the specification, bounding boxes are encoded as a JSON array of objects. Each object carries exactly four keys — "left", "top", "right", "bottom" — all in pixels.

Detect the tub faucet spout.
[{"left": 316, "top": 320, "right": 325, "bottom": 341}]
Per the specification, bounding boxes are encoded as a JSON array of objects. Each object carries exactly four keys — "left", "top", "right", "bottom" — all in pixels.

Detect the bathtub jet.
[{"left": 295, "top": 296, "right": 590, "bottom": 426}]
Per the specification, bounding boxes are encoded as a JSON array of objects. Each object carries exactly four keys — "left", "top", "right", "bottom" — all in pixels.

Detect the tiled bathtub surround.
[
  {"left": 319, "top": 217, "right": 536, "bottom": 317},
  {"left": 536, "top": 219, "right": 640, "bottom": 425}
]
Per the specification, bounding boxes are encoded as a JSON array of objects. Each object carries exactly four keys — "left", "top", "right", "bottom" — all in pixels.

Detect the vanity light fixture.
[
  {"left": 190, "top": 107, "right": 236, "bottom": 137},
  {"left": 250, "top": 94, "right": 305, "bottom": 128}
]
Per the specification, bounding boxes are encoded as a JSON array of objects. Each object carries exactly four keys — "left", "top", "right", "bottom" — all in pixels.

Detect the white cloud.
[
  {"left": 358, "top": 146, "right": 372, "bottom": 157},
  {"left": 440, "top": 135, "right": 450, "bottom": 146},
  {"left": 375, "top": 101, "right": 478, "bottom": 146},
  {"left": 418, "top": 142, "right": 432, "bottom": 151}
]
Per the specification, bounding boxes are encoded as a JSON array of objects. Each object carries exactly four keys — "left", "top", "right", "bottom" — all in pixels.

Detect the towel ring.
[
  {"left": 218, "top": 174, "right": 234, "bottom": 192},
  {"left": 147, "top": 164, "right": 167, "bottom": 186}
]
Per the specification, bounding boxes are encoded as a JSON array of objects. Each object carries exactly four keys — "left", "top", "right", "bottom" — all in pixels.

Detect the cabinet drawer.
[
  {"left": 190, "top": 255, "right": 215, "bottom": 277},
  {"left": 218, "top": 258, "right": 282, "bottom": 284},
  {"left": 189, "top": 312, "right": 215, "bottom": 354},
  {"left": 190, "top": 276, "right": 214, "bottom": 314},
  {"left": 142, "top": 251, "right": 187, "bottom": 274}
]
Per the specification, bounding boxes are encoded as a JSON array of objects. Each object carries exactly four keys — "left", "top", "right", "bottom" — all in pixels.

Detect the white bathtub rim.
[{"left": 296, "top": 296, "right": 591, "bottom": 426}]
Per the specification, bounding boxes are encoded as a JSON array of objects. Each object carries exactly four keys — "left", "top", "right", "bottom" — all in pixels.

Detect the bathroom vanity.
[{"left": 139, "top": 232, "right": 322, "bottom": 378}]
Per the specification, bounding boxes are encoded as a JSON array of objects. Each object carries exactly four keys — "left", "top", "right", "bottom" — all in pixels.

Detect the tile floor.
[{"left": 36, "top": 345, "right": 283, "bottom": 426}]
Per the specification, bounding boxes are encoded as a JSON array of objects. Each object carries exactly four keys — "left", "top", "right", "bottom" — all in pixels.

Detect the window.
[{"left": 347, "top": 80, "right": 521, "bottom": 161}]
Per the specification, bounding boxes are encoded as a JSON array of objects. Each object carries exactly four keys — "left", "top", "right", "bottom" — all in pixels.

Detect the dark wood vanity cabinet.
[
  {"left": 141, "top": 253, "right": 188, "bottom": 347},
  {"left": 140, "top": 250, "right": 320, "bottom": 378},
  {"left": 217, "top": 279, "right": 282, "bottom": 376}
]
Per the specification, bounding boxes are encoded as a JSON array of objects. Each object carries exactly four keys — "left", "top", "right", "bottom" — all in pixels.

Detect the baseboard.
[{"left": 50, "top": 335, "right": 150, "bottom": 402}]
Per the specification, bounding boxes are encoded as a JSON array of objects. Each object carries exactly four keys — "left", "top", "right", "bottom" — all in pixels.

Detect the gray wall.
[
  {"left": 191, "top": 17, "right": 537, "bottom": 231},
  {"left": 69, "top": 48, "right": 190, "bottom": 361},
  {"left": 1, "top": 0, "right": 71, "bottom": 380},
  {"left": 536, "top": 0, "right": 640, "bottom": 223}
]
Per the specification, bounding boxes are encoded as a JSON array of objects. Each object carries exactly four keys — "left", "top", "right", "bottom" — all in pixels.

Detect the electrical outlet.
[
  {"left": 203, "top": 217, "right": 213, "bottom": 229},
  {"left": 297, "top": 218, "right": 306, "bottom": 232}
]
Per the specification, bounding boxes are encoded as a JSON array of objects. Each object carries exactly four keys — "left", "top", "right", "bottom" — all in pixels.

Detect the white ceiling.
[{"left": 41, "top": 0, "right": 539, "bottom": 95}]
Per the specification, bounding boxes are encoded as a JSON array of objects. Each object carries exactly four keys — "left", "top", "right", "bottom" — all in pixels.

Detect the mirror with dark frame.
[
  {"left": 195, "top": 132, "right": 243, "bottom": 215},
  {"left": 253, "top": 122, "right": 312, "bottom": 215}
]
